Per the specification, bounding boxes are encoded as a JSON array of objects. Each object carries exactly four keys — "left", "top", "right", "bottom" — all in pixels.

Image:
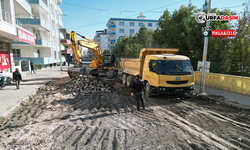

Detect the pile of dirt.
[{"left": 60, "top": 76, "right": 119, "bottom": 95}]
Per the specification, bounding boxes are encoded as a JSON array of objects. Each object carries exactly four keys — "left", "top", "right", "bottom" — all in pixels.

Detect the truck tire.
[
  {"left": 122, "top": 74, "right": 127, "bottom": 85},
  {"left": 126, "top": 75, "right": 132, "bottom": 87},
  {"left": 146, "top": 82, "right": 153, "bottom": 98}
]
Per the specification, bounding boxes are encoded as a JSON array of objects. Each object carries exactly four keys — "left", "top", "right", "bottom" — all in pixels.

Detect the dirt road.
[{"left": 0, "top": 76, "right": 250, "bottom": 150}]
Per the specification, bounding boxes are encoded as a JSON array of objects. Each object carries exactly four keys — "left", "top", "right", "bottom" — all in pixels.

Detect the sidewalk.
[
  {"left": 194, "top": 84, "right": 250, "bottom": 106},
  {"left": 0, "top": 65, "right": 70, "bottom": 117}
]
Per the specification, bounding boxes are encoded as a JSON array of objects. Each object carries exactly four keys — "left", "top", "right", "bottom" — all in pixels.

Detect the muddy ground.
[{"left": 0, "top": 76, "right": 250, "bottom": 150}]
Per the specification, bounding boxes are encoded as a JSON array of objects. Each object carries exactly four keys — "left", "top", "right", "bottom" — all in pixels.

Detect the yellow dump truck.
[{"left": 121, "top": 48, "right": 195, "bottom": 97}]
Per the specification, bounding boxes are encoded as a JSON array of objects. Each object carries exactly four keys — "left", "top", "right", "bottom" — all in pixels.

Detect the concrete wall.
[{"left": 195, "top": 71, "right": 250, "bottom": 96}]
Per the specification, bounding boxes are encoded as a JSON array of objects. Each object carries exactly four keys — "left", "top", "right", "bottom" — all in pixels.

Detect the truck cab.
[{"left": 143, "top": 54, "right": 195, "bottom": 97}]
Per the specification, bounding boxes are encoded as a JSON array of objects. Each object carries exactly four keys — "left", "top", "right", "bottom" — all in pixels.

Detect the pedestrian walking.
[
  {"left": 31, "top": 62, "right": 36, "bottom": 74},
  {"left": 13, "top": 68, "right": 22, "bottom": 90},
  {"left": 132, "top": 74, "right": 145, "bottom": 111},
  {"left": 67, "top": 60, "right": 70, "bottom": 66}
]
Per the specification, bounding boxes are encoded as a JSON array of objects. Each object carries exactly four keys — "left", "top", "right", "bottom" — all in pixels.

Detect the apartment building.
[
  {"left": 93, "top": 29, "right": 108, "bottom": 51},
  {"left": 60, "top": 28, "right": 72, "bottom": 62},
  {"left": 106, "top": 13, "right": 158, "bottom": 50},
  {"left": 11, "top": 0, "right": 65, "bottom": 71},
  {"left": 0, "top": 0, "right": 18, "bottom": 74}
]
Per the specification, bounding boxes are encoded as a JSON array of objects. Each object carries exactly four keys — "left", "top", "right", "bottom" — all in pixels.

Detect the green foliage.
[
  {"left": 229, "top": 1, "right": 250, "bottom": 74},
  {"left": 113, "top": 26, "right": 154, "bottom": 58}
]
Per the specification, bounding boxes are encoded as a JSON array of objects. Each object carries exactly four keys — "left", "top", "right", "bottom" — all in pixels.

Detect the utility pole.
[{"left": 200, "top": 0, "right": 211, "bottom": 94}]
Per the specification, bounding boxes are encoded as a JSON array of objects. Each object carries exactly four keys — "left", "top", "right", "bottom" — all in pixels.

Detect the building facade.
[
  {"left": 60, "top": 28, "right": 72, "bottom": 63},
  {"left": 106, "top": 13, "right": 158, "bottom": 50},
  {"left": 93, "top": 29, "right": 107, "bottom": 51},
  {"left": 0, "top": 0, "right": 18, "bottom": 74},
  {"left": 11, "top": 0, "right": 65, "bottom": 71}
]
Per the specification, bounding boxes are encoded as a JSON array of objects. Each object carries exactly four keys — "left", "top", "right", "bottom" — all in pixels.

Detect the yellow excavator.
[{"left": 67, "top": 31, "right": 118, "bottom": 79}]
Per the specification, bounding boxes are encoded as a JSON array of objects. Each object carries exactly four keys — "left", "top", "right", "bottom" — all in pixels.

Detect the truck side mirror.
[{"left": 149, "top": 62, "right": 153, "bottom": 71}]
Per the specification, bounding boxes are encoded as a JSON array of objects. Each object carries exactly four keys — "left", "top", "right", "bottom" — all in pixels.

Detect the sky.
[{"left": 60, "top": 0, "right": 246, "bottom": 40}]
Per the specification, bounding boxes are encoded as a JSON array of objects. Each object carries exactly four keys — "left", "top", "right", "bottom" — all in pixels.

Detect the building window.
[
  {"left": 119, "top": 29, "right": 124, "bottom": 33},
  {"left": 156, "top": 23, "right": 158, "bottom": 27},
  {"left": 139, "top": 23, "right": 143, "bottom": 27},
  {"left": 119, "top": 36, "right": 124, "bottom": 39},
  {"left": 130, "top": 22, "right": 134, "bottom": 26},
  {"left": 119, "top": 22, "right": 124, "bottom": 26},
  {"left": 13, "top": 49, "right": 21, "bottom": 57},
  {"left": 148, "top": 23, "right": 152, "bottom": 27},
  {"left": 130, "top": 29, "right": 134, "bottom": 33}
]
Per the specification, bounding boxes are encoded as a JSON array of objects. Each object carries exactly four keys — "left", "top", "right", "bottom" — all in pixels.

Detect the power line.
[
  {"left": 124, "top": 0, "right": 186, "bottom": 18},
  {"left": 63, "top": 2, "right": 110, "bottom": 14}
]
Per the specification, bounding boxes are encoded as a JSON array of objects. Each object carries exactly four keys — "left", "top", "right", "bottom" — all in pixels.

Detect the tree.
[
  {"left": 113, "top": 26, "right": 154, "bottom": 58},
  {"left": 229, "top": 1, "right": 250, "bottom": 75}
]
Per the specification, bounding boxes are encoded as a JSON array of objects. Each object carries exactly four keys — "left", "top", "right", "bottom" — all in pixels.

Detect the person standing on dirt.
[
  {"left": 132, "top": 74, "right": 145, "bottom": 111},
  {"left": 30, "top": 62, "right": 36, "bottom": 74},
  {"left": 111, "top": 55, "right": 115, "bottom": 66},
  {"left": 13, "top": 68, "right": 22, "bottom": 90}
]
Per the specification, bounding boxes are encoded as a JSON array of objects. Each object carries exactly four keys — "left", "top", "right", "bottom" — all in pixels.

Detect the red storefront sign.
[
  {"left": 0, "top": 51, "right": 10, "bottom": 73},
  {"left": 18, "top": 28, "right": 35, "bottom": 45}
]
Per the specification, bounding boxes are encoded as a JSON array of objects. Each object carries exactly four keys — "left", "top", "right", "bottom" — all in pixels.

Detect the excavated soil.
[{"left": 0, "top": 76, "right": 250, "bottom": 150}]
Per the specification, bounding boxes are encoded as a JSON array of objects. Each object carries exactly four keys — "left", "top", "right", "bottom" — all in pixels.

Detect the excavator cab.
[{"left": 103, "top": 54, "right": 116, "bottom": 67}]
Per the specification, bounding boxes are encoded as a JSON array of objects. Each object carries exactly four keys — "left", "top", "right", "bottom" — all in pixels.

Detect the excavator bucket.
[{"left": 67, "top": 67, "right": 86, "bottom": 78}]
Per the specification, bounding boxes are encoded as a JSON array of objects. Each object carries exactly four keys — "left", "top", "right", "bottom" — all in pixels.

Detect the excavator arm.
[{"left": 70, "top": 31, "right": 104, "bottom": 68}]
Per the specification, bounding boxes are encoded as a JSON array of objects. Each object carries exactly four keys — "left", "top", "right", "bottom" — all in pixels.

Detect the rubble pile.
[{"left": 61, "top": 75, "right": 117, "bottom": 95}]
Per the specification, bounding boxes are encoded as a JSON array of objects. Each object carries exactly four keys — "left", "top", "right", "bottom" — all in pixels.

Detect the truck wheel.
[
  {"left": 122, "top": 74, "right": 127, "bottom": 85},
  {"left": 126, "top": 75, "right": 132, "bottom": 87},
  {"left": 146, "top": 82, "right": 153, "bottom": 98}
]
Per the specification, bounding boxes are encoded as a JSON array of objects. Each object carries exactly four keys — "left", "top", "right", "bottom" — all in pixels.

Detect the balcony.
[
  {"left": 108, "top": 24, "right": 115, "bottom": 28},
  {"left": 35, "top": 39, "right": 51, "bottom": 47},
  {"left": 16, "top": 19, "right": 33, "bottom": 33},
  {"left": 1, "top": 9, "right": 12, "bottom": 24},
  {"left": 14, "top": 0, "right": 32, "bottom": 15},
  {"left": 109, "top": 39, "right": 116, "bottom": 43},
  {"left": 108, "top": 31, "right": 115, "bottom": 35},
  {"left": 56, "top": 4, "right": 62, "bottom": 14},
  {"left": 16, "top": 18, "right": 50, "bottom": 31},
  {"left": 28, "top": 0, "right": 49, "bottom": 13},
  {"left": 60, "top": 39, "right": 71, "bottom": 45}
]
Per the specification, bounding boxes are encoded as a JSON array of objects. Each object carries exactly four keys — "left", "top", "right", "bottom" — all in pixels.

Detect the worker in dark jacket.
[
  {"left": 13, "top": 68, "right": 22, "bottom": 89},
  {"left": 132, "top": 74, "right": 145, "bottom": 111}
]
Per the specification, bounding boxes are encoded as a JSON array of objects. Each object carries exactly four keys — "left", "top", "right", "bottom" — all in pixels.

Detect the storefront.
[{"left": 0, "top": 42, "right": 14, "bottom": 73}]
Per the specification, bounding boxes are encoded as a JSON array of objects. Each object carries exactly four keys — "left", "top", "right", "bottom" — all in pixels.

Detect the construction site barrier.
[{"left": 194, "top": 71, "right": 250, "bottom": 96}]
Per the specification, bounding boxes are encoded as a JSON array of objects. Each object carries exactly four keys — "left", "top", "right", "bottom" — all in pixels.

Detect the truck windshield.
[{"left": 157, "top": 60, "right": 193, "bottom": 75}]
